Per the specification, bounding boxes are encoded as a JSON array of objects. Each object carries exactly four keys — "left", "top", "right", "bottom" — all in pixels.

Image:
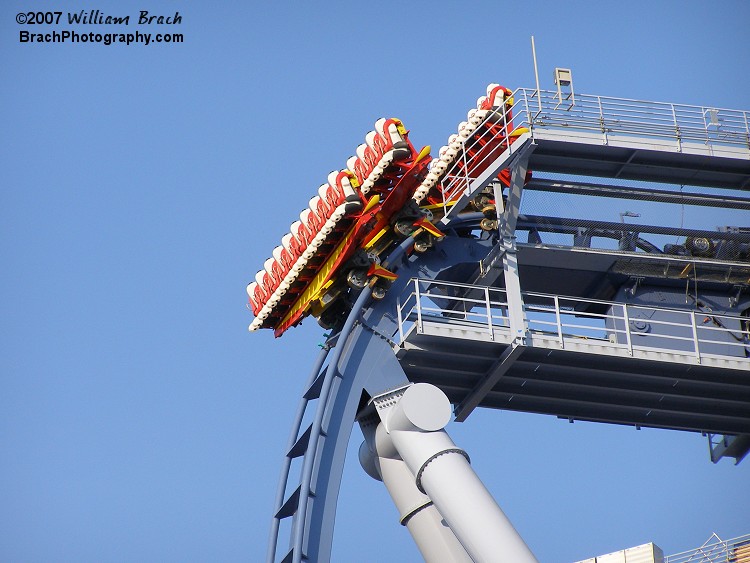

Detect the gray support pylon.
[
  {"left": 497, "top": 157, "right": 529, "bottom": 344},
  {"left": 503, "top": 239, "right": 526, "bottom": 343},
  {"left": 498, "top": 156, "right": 527, "bottom": 240},
  {"left": 373, "top": 384, "right": 538, "bottom": 563},
  {"left": 358, "top": 433, "right": 473, "bottom": 562}
]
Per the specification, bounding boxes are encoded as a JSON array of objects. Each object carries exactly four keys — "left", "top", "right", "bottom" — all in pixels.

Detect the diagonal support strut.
[{"left": 454, "top": 341, "right": 526, "bottom": 422}]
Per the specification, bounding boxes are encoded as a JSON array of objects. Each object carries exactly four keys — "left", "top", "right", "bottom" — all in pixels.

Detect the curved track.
[{"left": 267, "top": 230, "right": 497, "bottom": 562}]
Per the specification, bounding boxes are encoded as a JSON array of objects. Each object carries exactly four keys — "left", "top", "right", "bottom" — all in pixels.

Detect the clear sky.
[{"left": 2, "top": 1, "right": 749, "bottom": 562}]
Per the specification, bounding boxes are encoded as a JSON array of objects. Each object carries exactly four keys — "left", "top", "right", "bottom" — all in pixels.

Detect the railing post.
[
  {"left": 485, "top": 285, "right": 493, "bottom": 339},
  {"left": 461, "top": 136, "right": 471, "bottom": 198},
  {"left": 554, "top": 295, "right": 564, "bottom": 348},
  {"left": 462, "top": 287, "right": 469, "bottom": 319},
  {"left": 396, "top": 294, "right": 404, "bottom": 343},
  {"left": 671, "top": 103, "right": 682, "bottom": 152},
  {"left": 623, "top": 304, "right": 633, "bottom": 356},
  {"left": 415, "top": 279, "right": 423, "bottom": 333},
  {"left": 520, "top": 88, "right": 532, "bottom": 127},
  {"left": 690, "top": 310, "right": 701, "bottom": 363},
  {"left": 598, "top": 96, "right": 607, "bottom": 146},
  {"left": 702, "top": 106, "right": 711, "bottom": 148}
]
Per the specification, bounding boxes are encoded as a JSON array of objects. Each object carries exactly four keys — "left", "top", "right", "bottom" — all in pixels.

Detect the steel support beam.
[
  {"left": 439, "top": 135, "right": 535, "bottom": 224},
  {"left": 525, "top": 178, "right": 750, "bottom": 210},
  {"left": 498, "top": 157, "right": 527, "bottom": 240},
  {"left": 358, "top": 424, "right": 473, "bottom": 562},
  {"left": 709, "top": 433, "right": 750, "bottom": 465},
  {"left": 454, "top": 341, "right": 525, "bottom": 422},
  {"left": 498, "top": 157, "right": 530, "bottom": 345},
  {"left": 372, "top": 384, "right": 538, "bottom": 563}
]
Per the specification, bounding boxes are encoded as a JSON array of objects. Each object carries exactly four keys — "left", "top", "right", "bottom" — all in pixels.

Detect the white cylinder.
[
  {"left": 384, "top": 384, "right": 538, "bottom": 563},
  {"left": 360, "top": 439, "right": 472, "bottom": 563},
  {"left": 386, "top": 383, "right": 451, "bottom": 433},
  {"left": 380, "top": 456, "right": 473, "bottom": 563},
  {"left": 418, "top": 449, "right": 536, "bottom": 563}
]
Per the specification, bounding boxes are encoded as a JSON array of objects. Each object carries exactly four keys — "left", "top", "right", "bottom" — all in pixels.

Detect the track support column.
[
  {"left": 495, "top": 156, "right": 529, "bottom": 344},
  {"left": 371, "top": 384, "right": 538, "bottom": 563},
  {"left": 359, "top": 436, "right": 472, "bottom": 562}
]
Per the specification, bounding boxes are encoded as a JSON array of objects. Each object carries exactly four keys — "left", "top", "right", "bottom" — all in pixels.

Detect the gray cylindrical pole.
[
  {"left": 531, "top": 36, "right": 543, "bottom": 114},
  {"left": 384, "top": 384, "right": 538, "bottom": 563},
  {"left": 359, "top": 441, "right": 473, "bottom": 563}
]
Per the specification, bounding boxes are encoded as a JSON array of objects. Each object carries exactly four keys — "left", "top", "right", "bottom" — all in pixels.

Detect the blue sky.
[{"left": 2, "top": 1, "right": 749, "bottom": 561}]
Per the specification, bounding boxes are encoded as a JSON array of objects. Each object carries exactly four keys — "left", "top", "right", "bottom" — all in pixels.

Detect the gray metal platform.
[
  {"left": 394, "top": 268, "right": 750, "bottom": 437},
  {"left": 523, "top": 87, "right": 750, "bottom": 191},
  {"left": 414, "top": 89, "right": 750, "bottom": 439},
  {"left": 397, "top": 312, "right": 750, "bottom": 436},
  {"left": 528, "top": 135, "right": 750, "bottom": 191}
]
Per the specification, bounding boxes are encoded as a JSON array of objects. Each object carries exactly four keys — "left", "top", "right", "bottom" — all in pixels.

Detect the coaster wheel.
[{"left": 346, "top": 268, "right": 369, "bottom": 289}]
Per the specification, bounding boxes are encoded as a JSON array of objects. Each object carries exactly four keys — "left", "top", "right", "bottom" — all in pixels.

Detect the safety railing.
[
  {"left": 518, "top": 87, "right": 750, "bottom": 152},
  {"left": 435, "top": 87, "right": 750, "bottom": 218},
  {"left": 397, "top": 278, "right": 750, "bottom": 363},
  {"left": 397, "top": 278, "right": 511, "bottom": 342},
  {"left": 664, "top": 533, "right": 750, "bottom": 563},
  {"left": 438, "top": 98, "right": 529, "bottom": 206}
]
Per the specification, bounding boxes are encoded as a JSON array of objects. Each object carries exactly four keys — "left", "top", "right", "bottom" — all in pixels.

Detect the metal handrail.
[
  {"left": 664, "top": 533, "right": 750, "bottom": 563},
  {"left": 397, "top": 278, "right": 750, "bottom": 362},
  {"left": 517, "top": 87, "right": 750, "bottom": 150},
  {"left": 436, "top": 87, "right": 749, "bottom": 217},
  {"left": 397, "top": 279, "right": 512, "bottom": 336},
  {"left": 439, "top": 99, "right": 527, "bottom": 205}
]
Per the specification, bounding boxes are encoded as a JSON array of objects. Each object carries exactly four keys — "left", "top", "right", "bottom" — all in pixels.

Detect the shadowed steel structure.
[{"left": 264, "top": 88, "right": 750, "bottom": 562}]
